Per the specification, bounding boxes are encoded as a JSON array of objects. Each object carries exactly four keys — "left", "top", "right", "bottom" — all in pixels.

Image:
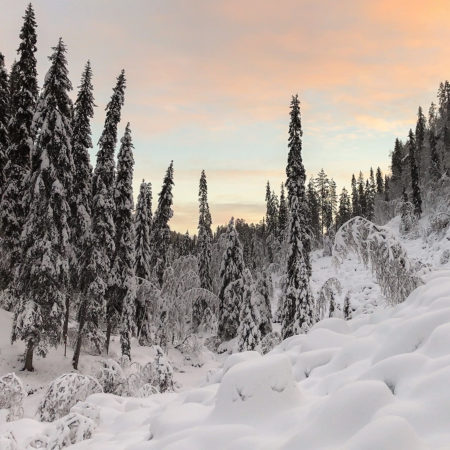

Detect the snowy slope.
[{"left": 1, "top": 214, "right": 450, "bottom": 449}]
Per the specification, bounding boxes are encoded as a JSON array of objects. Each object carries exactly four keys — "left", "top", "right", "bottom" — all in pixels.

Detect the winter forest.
[{"left": 1, "top": 3, "right": 450, "bottom": 449}]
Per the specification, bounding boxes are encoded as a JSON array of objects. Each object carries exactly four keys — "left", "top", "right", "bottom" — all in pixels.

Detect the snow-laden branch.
[{"left": 333, "top": 216, "right": 422, "bottom": 304}]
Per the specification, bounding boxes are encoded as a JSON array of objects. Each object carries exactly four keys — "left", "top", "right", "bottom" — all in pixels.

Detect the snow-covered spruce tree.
[
  {"left": 365, "top": 168, "right": 376, "bottom": 221},
  {"left": 237, "top": 269, "right": 261, "bottom": 351},
  {"left": 134, "top": 180, "right": 152, "bottom": 340},
  {"left": 194, "top": 170, "right": 213, "bottom": 329},
  {"left": 95, "top": 70, "right": 126, "bottom": 353},
  {"left": 218, "top": 217, "right": 245, "bottom": 341},
  {"left": 351, "top": 174, "right": 359, "bottom": 217},
  {"left": 343, "top": 292, "right": 352, "bottom": 320},
  {"left": 145, "top": 182, "right": 153, "bottom": 224},
  {"left": 149, "top": 161, "right": 174, "bottom": 287},
  {"left": 278, "top": 183, "right": 288, "bottom": 238},
  {"left": 253, "top": 270, "right": 272, "bottom": 336},
  {"left": 12, "top": 40, "right": 73, "bottom": 371},
  {"left": 408, "top": 129, "right": 422, "bottom": 217},
  {"left": 429, "top": 116, "right": 441, "bottom": 182},
  {"left": 73, "top": 71, "right": 126, "bottom": 367},
  {"left": 0, "top": 4, "right": 38, "bottom": 287},
  {"left": 357, "top": 171, "right": 367, "bottom": 217},
  {"left": 390, "top": 138, "right": 403, "bottom": 197},
  {"left": 69, "top": 61, "right": 94, "bottom": 286},
  {"left": 110, "top": 124, "right": 136, "bottom": 359},
  {"left": 376, "top": 167, "right": 384, "bottom": 195},
  {"left": 399, "top": 189, "right": 416, "bottom": 236},
  {"left": 415, "top": 106, "right": 426, "bottom": 176},
  {"left": 280, "top": 94, "right": 313, "bottom": 339},
  {"left": 0, "top": 53, "right": 9, "bottom": 199},
  {"left": 336, "top": 187, "right": 351, "bottom": 230}
]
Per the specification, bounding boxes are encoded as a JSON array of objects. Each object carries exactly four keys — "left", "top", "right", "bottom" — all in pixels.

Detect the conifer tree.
[
  {"left": 12, "top": 40, "right": 73, "bottom": 371},
  {"left": 0, "top": 53, "right": 9, "bottom": 199},
  {"left": 145, "top": 182, "right": 153, "bottom": 224},
  {"left": 8, "top": 60, "right": 19, "bottom": 116},
  {"left": 384, "top": 175, "right": 390, "bottom": 202},
  {"left": 150, "top": 161, "right": 174, "bottom": 286},
  {"left": 429, "top": 107, "right": 441, "bottom": 182},
  {"left": 237, "top": 269, "right": 261, "bottom": 351},
  {"left": 135, "top": 180, "right": 151, "bottom": 280},
  {"left": 197, "top": 170, "right": 212, "bottom": 291},
  {"left": 69, "top": 61, "right": 94, "bottom": 282},
  {"left": 265, "top": 181, "right": 278, "bottom": 236},
  {"left": 408, "top": 129, "right": 422, "bottom": 217},
  {"left": 351, "top": 174, "right": 359, "bottom": 216},
  {"left": 281, "top": 95, "right": 313, "bottom": 339},
  {"left": 0, "top": 4, "right": 38, "bottom": 286},
  {"left": 278, "top": 183, "right": 288, "bottom": 237},
  {"left": 376, "top": 167, "right": 383, "bottom": 194},
  {"left": 218, "top": 217, "right": 245, "bottom": 341},
  {"left": 357, "top": 172, "right": 366, "bottom": 217},
  {"left": 391, "top": 138, "right": 403, "bottom": 196},
  {"left": 110, "top": 124, "right": 136, "bottom": 359},
  {"left": 336, "top": 187, "right": 351, "bottom": 229},
  {"left": 306, "top": 179, "right": 320, "bottom": 245},
  {"left": 76, "top": 70, "right": 126, "bottom": 361},
  {"left": 415, "top": 106, "right": 426, "bottom": 176},
  {"left": 365, "top": 168, "right": 376, "bottom": 221}
]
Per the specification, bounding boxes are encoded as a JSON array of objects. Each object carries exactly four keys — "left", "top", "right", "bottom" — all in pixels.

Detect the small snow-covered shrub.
[
  {"left": 317, "top": 278, "right": 342, "bottom": 320},
  {"left": 138, "top": 384, "right": 159, "bottom": 398},
  {"left": 260, "top": 331, "right": 281, "bottom": 355},
  {"left": 96, "top": 359, "right": 126, "bottom": 395},
  {"left": 46, "top": 412, "right": 96, "bottom": 448},
  {"left": 0, "top": 373, "right": 26, "bottom": 421},
  {"left": 440, "top": 249, "right": 450, "bottom": 265},
  {"left": 38, "top": 373, "right": 102, "bottom": 422},
  {"left": 140, "top": 347, "right": 174, "bottom": 393},
  {"left": 429, "top": 212, "right": 450, "bottom": 234},
  {"left": 399, "top": 201, "right": 417, "bottom": 236}
]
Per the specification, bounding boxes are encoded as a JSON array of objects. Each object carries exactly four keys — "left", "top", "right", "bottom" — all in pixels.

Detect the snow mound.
[{"left": 3, "top": 273, "right": 450, "bottom": 448}]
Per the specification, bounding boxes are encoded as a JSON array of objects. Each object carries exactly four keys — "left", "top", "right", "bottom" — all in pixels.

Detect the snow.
[{"left": 1, "top": 212, "right": 450, "bottom": 448}]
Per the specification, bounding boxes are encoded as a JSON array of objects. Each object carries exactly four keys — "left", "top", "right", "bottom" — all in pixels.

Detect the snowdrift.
[{"left": 2, "top": 270, "right": 450, "bottom": 448}]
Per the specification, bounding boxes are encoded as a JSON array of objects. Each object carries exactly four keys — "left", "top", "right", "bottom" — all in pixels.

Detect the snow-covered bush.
[
  {"left": 38, "top": 373, "right": 102, "bottom": 422},
  {"left": 440, "top": 249, "right": 450, "bottom": 265},
  {"left": 333, "top": 216, "right": 422, "bottom": 304},
  {"left": 138, "top": 384, "right": 159, "bottom": 398},
  {"left": 429, "top": 212, "right": 450, "bottom": 234},
  {"left": 260, "top": 331, "right": 281, "bottom": 355},
  {"left": 399, "top": 201, "right": 417, "bottom": 236},
  {"left": 70, "top": 401, "right": 100, "bottom": 425},
  {"left": 140, "top": 347, "right": 174, "bottom": 393},
  {"left": 317, "top": 278, "right": 342, "bottom": 320},
  {"left": 0, "top": 373, "right": 26, "bottom": 421},
  {"left": 45, "top": 412, "right": 96, "bottom": 448},
  {"left": 95, "top": 359, "right": 126, "bottom": 395}
]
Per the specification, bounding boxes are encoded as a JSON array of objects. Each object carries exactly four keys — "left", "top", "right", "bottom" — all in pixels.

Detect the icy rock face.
[{"left": 211, "top": 354, "right": 300, "bottom": 424}]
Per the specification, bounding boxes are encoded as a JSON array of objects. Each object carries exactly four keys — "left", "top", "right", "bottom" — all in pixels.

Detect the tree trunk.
[
  {"left": 23, "top": 340, "right": 34, "bottom": 372},
  {"left": 105, "top": 318, "right": 112, "bottom": 355},
  {"left": 72, "top": 299, "right": 86, "bottom": 370},
  {"left": 63, "top": 294, "right": 71, "bottom": 357}
]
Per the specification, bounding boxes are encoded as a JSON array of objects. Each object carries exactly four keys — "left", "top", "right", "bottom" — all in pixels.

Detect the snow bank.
[{"left": 2, "top": 272, "right": 449, "bottom": 448}]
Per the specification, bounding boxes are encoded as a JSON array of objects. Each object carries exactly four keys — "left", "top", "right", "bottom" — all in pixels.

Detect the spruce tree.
[
  {"left": 265, "top": 181, "right": 278, "bottom": 236},
  {"left": 306, "top": 179, "right": 320, "bottom": 245},
  {"left": 0, "top": 53, "right": 9, "bottom": 199},
  {"left": 357, "top": 172, "right": 366, "bottom": 217},
  {"left": 365, "top": 168, "right": 375, "bottom": 221},
  {"left": 384, "top": 175, "right": 390, "bottom": 202},
  {"left": 70, "top": 61, "right": 94, "bottom": 281},
  {"left": 150, "top": 161, "right": 174, "bottom": 286},
  {"left": 351, "top": 174, "right": 359, "bottom": 216},
  {"left": 218, "top": 217, "right": 245, "bottom": 341},
  {"left": 145, "top": 181, "right": 153, "bottom": 224},
  {"left": 8, "top": 60, "right": 19, "bottom": 116},
  {"left": 197, "top": 170, "right": 212, "bottom": 290},
  {"left": 110, "top": 124, "right": 136, "bottom": 359},
  {"left": 0, "top": 4, "right": 38, "bottom": 286},
  {"left": 336, "top": 187, "right": 351, "bottom": 229},
  {"left": 237, "top": 269, "right": 261, "bottom": 351},
  {"left": 391, "top": 138, "right": 403, "bottom": 195},
  {"left": 376, "top": 167, "right": 383, "bottom": 194},
  {"left": 75, "top": 70, "right": 126, "bottom": 362},
  {"left": 408, "top": 129, "right": 422, "bottom": 217},
  {"left": 135, "top": 180, "right": 151, "bottom": 280},
  {"left": 12, "top": 40, "right": 72, "bottom": 371},
  {"left": 278, "top": 183, "right": 288, "bottom": 238},
  {"left": 415, "top": 106, "right": 426, "bottom": 176},
  {"left": 281, "top": 95, "right": 313, "bottom": 339},
  {"left": 429, "top": 111, "right": 441, "bottom": 182}
]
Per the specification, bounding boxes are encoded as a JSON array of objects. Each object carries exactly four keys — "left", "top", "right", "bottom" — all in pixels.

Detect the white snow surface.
[{"left": 1, "top": 215, "right": 450, "bottom": 449}]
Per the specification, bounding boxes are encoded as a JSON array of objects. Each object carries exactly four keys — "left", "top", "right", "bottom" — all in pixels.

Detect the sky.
[{"left": 1, "top": 0, "right": 450, "bottom": 233}]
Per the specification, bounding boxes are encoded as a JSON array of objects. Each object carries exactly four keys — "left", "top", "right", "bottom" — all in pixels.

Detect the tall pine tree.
[
  {"left": 150, "top": 161, "right": 174, "bottom": 287},
  {"left": 197, "top": 170, "right": 212, "bottom": 291},
  {"left": 0, "top": 4, "right": 38, "bottom": 286},
  {"left": 12, "top": 40, "right": 73, "bottom": 371},
  {"left": 218, "top": 217, "right": 245, "bottom": 341},
  {"left": 408, "top": 129, "right": 422, "bottom": 217},
  {"left": 110, "top": 124, "right": 136, "bottom": 359},
  {"left": 278, "top": 182, "right": 288, "bottom": 238},
  {"left": 280, "top": 95, "right": 313, "bottom": 339}
]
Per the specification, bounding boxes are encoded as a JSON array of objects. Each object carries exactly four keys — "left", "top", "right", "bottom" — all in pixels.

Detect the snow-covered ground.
[{"left": 1, "top": 214, "right": 450, "bottom": 449}]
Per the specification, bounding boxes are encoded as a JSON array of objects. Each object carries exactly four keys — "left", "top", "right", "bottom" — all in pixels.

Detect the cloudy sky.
[{"left": 1, "top": 0, "right": 449, "bottom": 232}]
